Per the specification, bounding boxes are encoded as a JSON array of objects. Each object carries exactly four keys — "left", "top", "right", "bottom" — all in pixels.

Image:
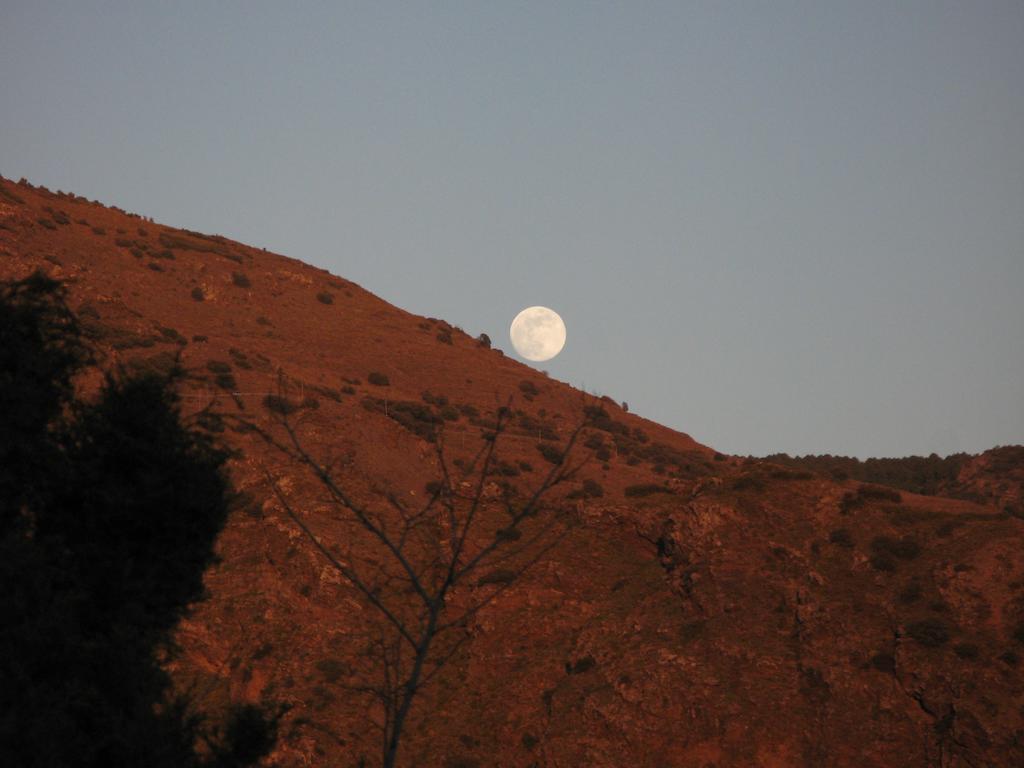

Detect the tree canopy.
[{"left": 0, "top": 272, "right": 277, "bottom": 767}]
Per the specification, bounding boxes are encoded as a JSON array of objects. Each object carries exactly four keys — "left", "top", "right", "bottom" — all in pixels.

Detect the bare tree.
[{"left": 242, "top": 393, "right": 585, "bottom": 767}]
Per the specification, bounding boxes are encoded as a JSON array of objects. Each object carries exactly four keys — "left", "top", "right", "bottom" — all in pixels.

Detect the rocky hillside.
[
  {"left": 940, "top": 447, "right": 1024, "bottom": 515},
  {"left": 759, "top": 448, "right": 1024, "bottom": 517},
  {"left": 2, "top": 175, "right": 1023, "bottom": 767}
]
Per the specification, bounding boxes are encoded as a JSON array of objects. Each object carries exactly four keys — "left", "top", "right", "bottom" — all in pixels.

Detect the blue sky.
[{"left": 2, "top": 2, "right": 1021, "bottom": 457}]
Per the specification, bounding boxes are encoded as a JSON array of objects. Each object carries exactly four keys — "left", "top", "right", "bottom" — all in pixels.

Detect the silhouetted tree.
[
  {"left": 252, "top": 388, "right": 586, "bottom": 767},
  {"left": 0, "top": 272, "right": 279, "bottom": 767},
  {"left": 0, "top": 272, "right": 88, "bottom": 529}
]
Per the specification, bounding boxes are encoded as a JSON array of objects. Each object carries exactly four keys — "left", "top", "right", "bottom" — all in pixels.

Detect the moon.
[{"left": 509, "top": 306, "right": 566, "bottom": 362}]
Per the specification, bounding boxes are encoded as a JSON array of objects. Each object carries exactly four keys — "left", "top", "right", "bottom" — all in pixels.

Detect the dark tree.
[
  {"left": 0, "top": 272, "right": 87, "bottom": 528},
  {"left": 0, "top": 272, "right": 278, "bottom": 767},
  {"left": 253, "top": 388, "right": 585, "bottom": 768}
]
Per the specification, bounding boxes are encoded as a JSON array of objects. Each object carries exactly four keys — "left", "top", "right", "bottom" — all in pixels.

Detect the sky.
[{"left": 2, "top": 2, "right": 1022, "bottom": 459}]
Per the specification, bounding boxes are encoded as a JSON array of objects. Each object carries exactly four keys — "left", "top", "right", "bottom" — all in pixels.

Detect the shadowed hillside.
[
  {"left": 2, "top": 175, "right": 1023, "bottom": 767},
  {"left": 760, "top": 448, "right": 1024, "bottom": 516}
]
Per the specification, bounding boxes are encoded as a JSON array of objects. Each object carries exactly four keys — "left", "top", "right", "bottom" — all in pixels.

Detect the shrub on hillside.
[
  {"left": 624, "top": 483, "right": 672, "bottom": 498},
  {"left": 953, "top": 642, "right": 979, "bottom": 660},
  {"left": 568, "top": 479, "right": 604, "bottom": 500},
  {"left": 158, "top": 231, "right": 241, "bottom": 262},
  {"left": 206, "top": 360, "right": 232, "bottom": 374},
  {"left": 228, "top": 348, "right": 254, "bottom": 370},
  {"left": 536, "top": 442, "right": 563, "bottom": 464},
  {"left": 870, "top": 653, "right": 896, "bottom": 673},
  {"left": 907, "top": 619, "right": 950, "bottom": 648},
  {"left": 731, "top": 474, "right": 766, "bottom": 492},
  {"left": 840, "top": 484, "right": 903, "bottom": 513},
  {"left": 263, "top": 395, "right": 299, "bottom": 416},
  {"left": 898, "top": 583, "right": 923, "bottom": 604},
  {"left": 0, "top": 186, "right": 25, "bottom": 205},
  {"left": 477, "top": 569, "right": 516, "bottom": 587},
  {"left": 870, "top": 535, "right": 922, "bottom": 560},
  {"left": 566, "top": 655, "right": 596, "bottom": 675},
  {"left": 869, "top": 554, "right": 897, "bottom": 572},
  {"left": 1013, "top": 622, "right": 1024, "bottom": 645},
  {"left": 309, "top": 385, "right": 342, "bottom": 403},
  {"left": 828, "top": 528, "right": 854, "bottom": 548},
  {"left": 316, "top": 658, "right": 347, "bottom": 683},
  {"left": 157, "top": 326, "right": 187, "bottom": 346},
  {"left": 858, "top": 485, "right": 902, "bottom": 503},
  {"left": 421, "top": 391, "right": 448, "bottom": 406},
  {"left": 362, "top": 397, "right": 440, "bottom": 442},
  {"left": 770, "top": 467, "right": 813, "bottom": 480},
  {"left": 519, "top": 380, "right": 539, "bottom": 400}
]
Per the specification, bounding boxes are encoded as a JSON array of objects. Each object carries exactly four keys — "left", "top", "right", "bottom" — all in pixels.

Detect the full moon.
[{"left": 509, "top": 306, "right": 566, "bottom": 362}]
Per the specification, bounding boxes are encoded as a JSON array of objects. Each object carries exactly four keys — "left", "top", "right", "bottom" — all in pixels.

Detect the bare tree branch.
[
  {"left": 243, "top": 391, "right": 586, "bottom": 768},
  {"left": 264, "top": 471, "right": 419, "bottom": 651}
]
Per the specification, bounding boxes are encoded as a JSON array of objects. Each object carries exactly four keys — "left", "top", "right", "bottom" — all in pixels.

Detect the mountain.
[{"left": 2, "top": 175, "right": 1023, "bottom": 767}]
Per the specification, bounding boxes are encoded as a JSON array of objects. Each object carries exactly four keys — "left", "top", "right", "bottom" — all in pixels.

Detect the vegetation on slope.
[{"left": 759, "top": 451, "right": 971, "bottom": 496}]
